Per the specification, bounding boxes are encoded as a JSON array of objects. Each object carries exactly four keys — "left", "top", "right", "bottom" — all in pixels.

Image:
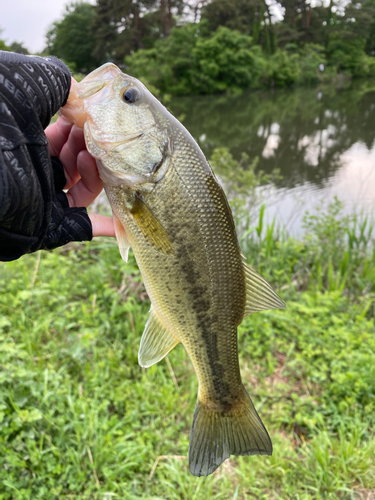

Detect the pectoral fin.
[
  {"left": 113, "top": 214, "right": 131, "bottom": 262},
  {"left": 131, "top": 194, "right": 173, "bottom": 255},
  {"left": 243, "top": 260, "right": 285, "bottom": 317},
  {"left": 138, "top": 308, "right": 179, "bottom": 368}
]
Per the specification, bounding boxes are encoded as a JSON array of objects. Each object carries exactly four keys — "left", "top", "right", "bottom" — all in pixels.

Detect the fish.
[{"left": 60, "top": 63, "right": 285, "bottom": 477}]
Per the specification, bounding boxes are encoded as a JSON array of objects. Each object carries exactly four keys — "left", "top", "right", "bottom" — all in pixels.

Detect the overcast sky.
[{"left": 0, "top": 0, "right": 94, "bottom": 54}]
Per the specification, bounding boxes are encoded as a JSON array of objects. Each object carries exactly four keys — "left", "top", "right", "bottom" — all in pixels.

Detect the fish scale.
[{"left": 60, "top": 62, "right": 285, "bottom": 477}]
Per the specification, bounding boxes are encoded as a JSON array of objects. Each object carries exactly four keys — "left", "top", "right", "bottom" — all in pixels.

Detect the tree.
[
  {"left": 0, "top": 29, "right": 10, "bottom": 51},
  {"left": 192, "top": 26, "right": 265, "bottom": 92},
  {"left": 327, "top": 34, "right": 375, "bottom": 76},
  {"left": 200, "top": 0, "right": 275, "bottom": 52},
  {"left": 92, "top": 0, "right": 185, "bottom": 65},
  {"left": 126, "top": 24, "right": 265, "bottom": 94},
  {"left": 9, "top": 42, "right": 29, "bottom": 54},
  {"left": 0, "top": 29, "right": 29, "bottom": 54},
  {"left": 46, "top": 2, "right": 99, "bottom": 73},
  {"left": 342, "top": 0, "right": 375, "bottom": 55},
  {"left": 0, "top": 39, "right": 10, "bottom": 51},
  {"left": 125, "top": 22, "right": 204, "bottom": 94}
]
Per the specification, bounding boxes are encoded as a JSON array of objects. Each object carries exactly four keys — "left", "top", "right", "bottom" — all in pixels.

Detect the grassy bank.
[{"left": 0, "top": 204, "right": 375, "bottom": 499}]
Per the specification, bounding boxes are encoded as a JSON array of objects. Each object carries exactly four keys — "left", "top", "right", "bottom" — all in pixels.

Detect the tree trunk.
[
  {"left": 306, "top": 2, "right": 312, "bottom": 29},
  {"left": 134, "top": 7, "right": 143, "bottom": 50},
  {"left": 263, "top": 0, "right": 275, "bottom": 54},
  {"left": 301, "top": 0, "right": 306, "bottom": 29},
  {"left": 194, "top": 0, "right": 208, "bottom": 24},
  {"left": 252, "top": 6, "right": 264, "bottom": 45},
  {"left": 160, "top": 0, "right": 167, "bottom": 37},
  {"left": 327, "top": 0, "right": 334, "bottom": 23},
  {"left": 167, "top": 0, "right": 172, "bottom": 35}
]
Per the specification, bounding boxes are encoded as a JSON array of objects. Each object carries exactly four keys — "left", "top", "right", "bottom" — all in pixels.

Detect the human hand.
[
  {"left": 0, "top": 52, "right": 114, "bottom": 262},
  {"left": 46, "top": 116, "right": 115, "bottom": 238}
]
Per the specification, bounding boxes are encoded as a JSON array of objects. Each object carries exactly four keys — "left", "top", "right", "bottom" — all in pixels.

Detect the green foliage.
[
  {"left": 1, "top": 201, "right": 375, "bottom": 497},
  {"left": 126, "top": 23, "right": 202, "bottom": 95},
  {"left": 297, "top": 43, "right": 326, "bottom": 83},
  {"left": 0, "top": 39, "right": 10, "bottom": 51},
  {"left": 0, "top": 29, "right": 11, "bottom": 52},
  {"left": 209, "top": 147, "right": 281, "bottom": 219},
  {"left": 242, "top": 198, "right": 375, "bottom": 302},
  {"left": 327, "top": 34, "right": 375, "bottom": 77},
  {"left": 8, "top": 42, "right": 29, "bottom": 55},
  {"left": 127, "top": 25, "right": 265, "bottom": 95},
  {"left": 261, "top": 44, "right": 328, "bottom": 87},
  {"left": 209, "top": 148, "right": 261, "bottom": 195},
  {"left": 192, "top": 27, "right": 265, "bottom": 93},
  {"left": 45, "top": 2, "right": 99, "bottom": 73},
  {"left": 0, "top": 31, "right": 28, "bottom": 54},
  {"left": 240, "top": 292, "right": 375, "bottom": 427},
  {"left": 38, "top": 0, "right": 375, "bottom": 95},
  {"left": 341, "top": 0, "right": 375, "bottom": 56},
  {"left": 92, "top": 0, "right": 185, "bottom": 64},
  {"left": 200, "top": 0, "right": 275, "bottom": 51},
  {"left": 263, "top": 49, "right": 301, "bottom": 87},
  {"left": 127, "top": 20, "right": 375, "bottom": 95}
]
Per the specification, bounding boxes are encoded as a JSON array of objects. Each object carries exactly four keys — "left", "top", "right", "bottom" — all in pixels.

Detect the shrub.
[
  {"left": 126, "top": 24, "right": 264, "bottom": 95},
  {"left": 125, "top": 23, "right": 206, "bottom": 95},
  {"left": 262, "top": 50, "right": 301, "bottom": 87},
  {"left": 298, "top": 43, "right": 327, "bottom": 84},
  {"left": 190, "top": 27, "right": 265, "bottom": 93},
  {"left": 327, "top": 34, "right": 375, "bottom": 77}
]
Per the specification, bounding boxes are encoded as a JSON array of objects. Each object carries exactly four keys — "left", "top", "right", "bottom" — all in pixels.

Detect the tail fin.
[{"left": 188, "top": 390, "right": 272, "bottom": 477}]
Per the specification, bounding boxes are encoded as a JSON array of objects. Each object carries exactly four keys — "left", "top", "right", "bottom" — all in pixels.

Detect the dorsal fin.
[
  {"left": 242, "top": 259, "right": 285, "bottom": 317},
  {"left": 138, "top": 308, "right": 180, "bottom": 368}
]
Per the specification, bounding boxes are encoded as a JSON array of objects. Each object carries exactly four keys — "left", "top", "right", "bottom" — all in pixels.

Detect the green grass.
[{"left": 1, "top": 203, "right": 375, "bottom": 499}]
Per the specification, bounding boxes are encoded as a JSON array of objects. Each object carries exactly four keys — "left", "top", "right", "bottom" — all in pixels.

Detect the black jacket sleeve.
[{"left": 0, "top": 51, "right": 92, "bottom": 261}]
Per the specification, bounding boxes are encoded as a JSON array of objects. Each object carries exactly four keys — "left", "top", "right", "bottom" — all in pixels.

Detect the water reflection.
[{"left": 169, "top": 82, "right": 375, "bottom": 235}]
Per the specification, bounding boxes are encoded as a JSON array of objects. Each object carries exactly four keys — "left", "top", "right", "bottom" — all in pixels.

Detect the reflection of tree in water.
[{"left": 169, "top": 83, "right": 375, "bottom": 189}]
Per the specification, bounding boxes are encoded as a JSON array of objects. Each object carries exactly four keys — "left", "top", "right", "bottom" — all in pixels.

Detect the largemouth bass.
[{"left": 60, "top": 63, "right": 285, "bottom": 477}]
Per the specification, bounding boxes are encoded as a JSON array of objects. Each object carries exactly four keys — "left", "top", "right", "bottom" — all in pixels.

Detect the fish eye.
[{"left": 122, "top": 87, "right": 141, "bottom": 104}]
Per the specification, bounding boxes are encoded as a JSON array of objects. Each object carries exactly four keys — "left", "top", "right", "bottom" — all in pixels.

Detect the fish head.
[{"left": 60, "top": 63, "right": 171, "bottom": 188}]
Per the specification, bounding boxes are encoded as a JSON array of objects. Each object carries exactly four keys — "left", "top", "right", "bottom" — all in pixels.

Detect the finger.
[
  {"left": 88, "top": 213, "right": 116, "bottom": 238},
  {"left": 59, "top": 124, "right": 87, "bottom": 188},
  {"left": 66, "top": 150, "right": 102, "bottom": 208},
  {"left": 46, "top": 116, "right": 73, "bottom": 157}
]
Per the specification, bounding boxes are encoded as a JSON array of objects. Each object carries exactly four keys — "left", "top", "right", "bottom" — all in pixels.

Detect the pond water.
[{"left": 169, "top": 80, "right": 375, "bottom": 237}]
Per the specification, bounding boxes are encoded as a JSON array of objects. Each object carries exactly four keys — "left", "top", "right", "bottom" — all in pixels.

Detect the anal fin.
[
  {"left": 243, "top": 260, "right": 285, "bottom": 317},
  {"left": 138, "top": 308, "right": 179, "bottom": 368}
]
